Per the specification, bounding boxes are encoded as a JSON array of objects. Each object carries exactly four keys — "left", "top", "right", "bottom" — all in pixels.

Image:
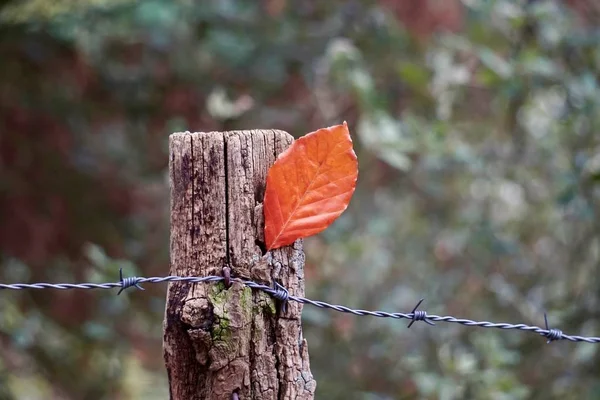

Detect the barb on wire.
[
  {"left": 407, "top": 298, "right": 434, "bottom": 328},
  {"left": 118, "top": 268, "right": 144, "bottom": 295},
  {"left": 1, "top": 273, "right": 600, "bottom": 344},
  {"left": 544, "top": 313, "right": 563, "bottom": 344},
  {"left": 271, "top": 281, "right": 290, "bottom": 314}
]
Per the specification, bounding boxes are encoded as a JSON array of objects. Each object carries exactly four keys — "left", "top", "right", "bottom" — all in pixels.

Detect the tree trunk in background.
[{"left": 164, "top": 130, "right": 315, "bottom": 400}]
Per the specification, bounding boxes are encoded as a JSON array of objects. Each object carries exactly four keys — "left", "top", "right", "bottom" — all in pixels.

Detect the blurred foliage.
[{"left": 1, "top": 0, "right": 599, "bottom": 399}]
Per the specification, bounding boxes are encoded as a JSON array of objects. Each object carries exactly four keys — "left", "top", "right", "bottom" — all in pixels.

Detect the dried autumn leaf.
[{"left": 263, "top": 122, "right": 358, "bottom": 250}]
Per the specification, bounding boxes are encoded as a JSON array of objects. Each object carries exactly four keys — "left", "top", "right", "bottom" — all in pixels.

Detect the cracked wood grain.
[{"left": 164, "top": 129, "right": 315, "bottom": 400}]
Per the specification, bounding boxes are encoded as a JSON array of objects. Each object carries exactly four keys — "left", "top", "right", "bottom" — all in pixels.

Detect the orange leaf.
[{"left": 263, "top": 122, "right": 358, "bottom": 250}]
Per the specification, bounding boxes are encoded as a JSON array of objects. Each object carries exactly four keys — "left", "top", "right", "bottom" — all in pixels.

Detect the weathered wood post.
[{"left": 164, "top": 130, "right": 315, "bottom": 399}]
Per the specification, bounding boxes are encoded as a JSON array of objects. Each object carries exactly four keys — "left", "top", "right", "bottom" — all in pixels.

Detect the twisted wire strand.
[
  {"left": 1, "top": 275, "right": 599, "bottom": 343},
  {"left": 0, "top": 276, "right": 224, "bottom": 291}
]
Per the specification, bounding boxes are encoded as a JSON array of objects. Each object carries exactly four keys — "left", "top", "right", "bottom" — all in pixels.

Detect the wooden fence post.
[{"left": 164, "top": 130, "right": 315, "bottom": 400}]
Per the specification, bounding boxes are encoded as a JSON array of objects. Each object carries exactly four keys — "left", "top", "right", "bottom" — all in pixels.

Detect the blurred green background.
[{"left": 1, "top": 0, "right": 599, "bottom": 399}]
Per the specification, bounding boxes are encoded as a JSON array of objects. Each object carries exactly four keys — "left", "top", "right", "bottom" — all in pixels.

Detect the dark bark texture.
[{"left": 164, "top": 130, "right": 315, "bottom": 400}]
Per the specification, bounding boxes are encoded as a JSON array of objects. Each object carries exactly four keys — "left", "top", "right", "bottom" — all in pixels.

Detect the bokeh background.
[{"left": 1, "top": 0, "right": 600, "bottom": 398}]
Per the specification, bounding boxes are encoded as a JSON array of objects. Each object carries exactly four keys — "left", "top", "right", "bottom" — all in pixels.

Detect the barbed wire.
[{"left": 1, "top": 270, "right": 599, "bottom": 344}]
